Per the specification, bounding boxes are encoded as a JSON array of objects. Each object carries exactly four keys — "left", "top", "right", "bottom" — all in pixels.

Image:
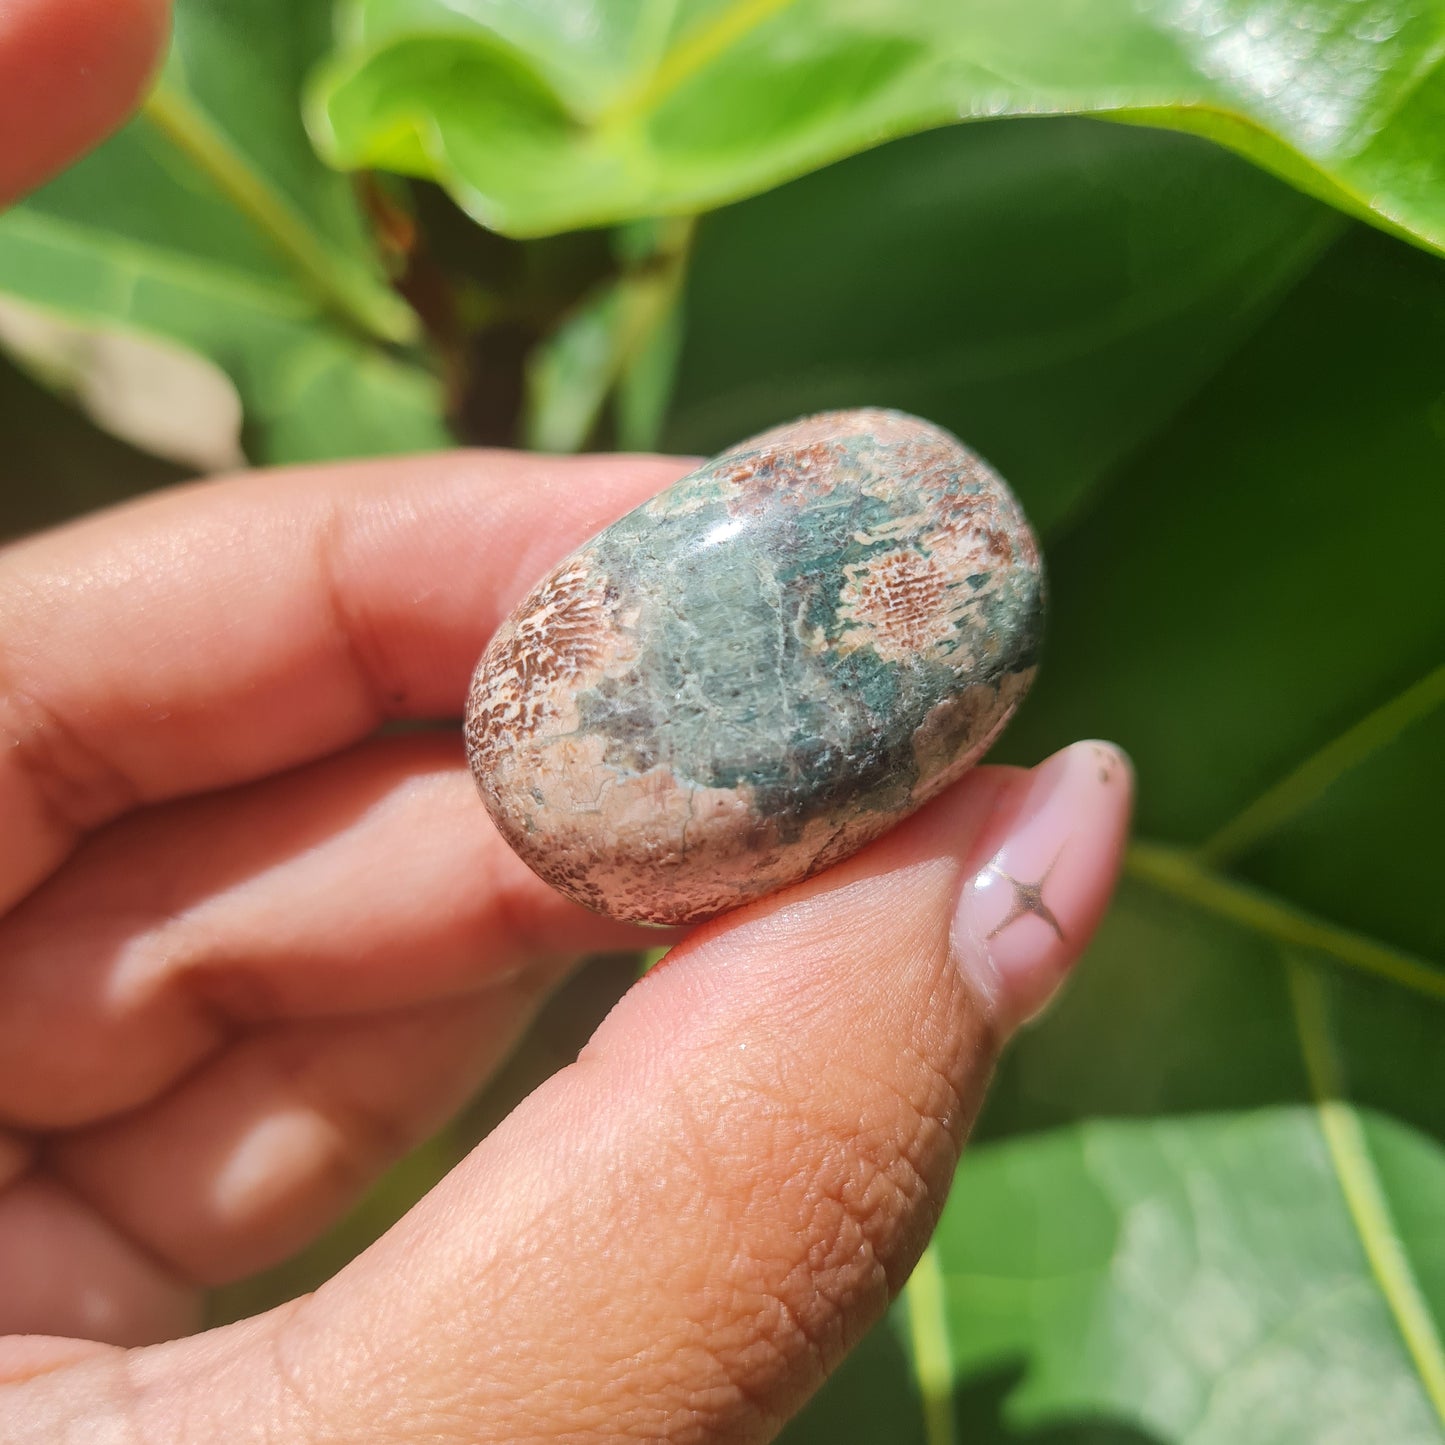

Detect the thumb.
[{"left": 5, "top": 740, "right": 1131, "bottom": 1443}]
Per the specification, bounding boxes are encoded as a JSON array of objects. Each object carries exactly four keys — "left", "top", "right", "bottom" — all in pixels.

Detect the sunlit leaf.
[
  {"left": 0, "top": 0, "right": 448, "bottom": 466},
  {"left": 311, "top": 0, "right": 1445, "bottom": 255}
]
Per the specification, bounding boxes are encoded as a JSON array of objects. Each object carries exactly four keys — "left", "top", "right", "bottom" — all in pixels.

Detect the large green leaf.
[
  {"left": 950, "top": 229, "right": 1445, "bottom": 1439},
  {"left": 658, "top": 120, "right": 1445, "bottom": 1441},
  {"left": 909, "top": 1103, "right": 1445, "bottom": 1442},
  {"left": 664, "top": 120, "right": 1339, "bottom": 536},
  {"left": 310, "top": 0, "right": 1445, "bottom": 255},
  {"left": 0, "top": 0, "right": 448, "bottom": 467}
]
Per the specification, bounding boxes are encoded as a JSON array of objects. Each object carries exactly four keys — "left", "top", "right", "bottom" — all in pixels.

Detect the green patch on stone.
[{"left": 566, "top": 431, "right": 1037, "bottom": 848}]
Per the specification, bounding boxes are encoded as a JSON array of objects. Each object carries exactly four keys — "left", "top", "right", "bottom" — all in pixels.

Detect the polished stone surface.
[{"left": 466, "top": 409, "right": 1044, "bottom": 925}]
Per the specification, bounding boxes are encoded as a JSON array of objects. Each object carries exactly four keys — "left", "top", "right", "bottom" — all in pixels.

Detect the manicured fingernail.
[{"left": 954, "top": 740, "right": 1133, "bottom": 1032}]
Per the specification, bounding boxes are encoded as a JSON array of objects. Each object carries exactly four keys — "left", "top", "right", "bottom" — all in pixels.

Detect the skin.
[
  {"left": 0, "top": 6, "right": 1133, "bottom": 1439},
  {"left": 0, "top": 0, "right": 170, "bottom": 204}
]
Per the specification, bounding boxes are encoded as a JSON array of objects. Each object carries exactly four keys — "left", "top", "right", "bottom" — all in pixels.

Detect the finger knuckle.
[{"left": 0, "top": 665, "right": 138, "bottom": 840}]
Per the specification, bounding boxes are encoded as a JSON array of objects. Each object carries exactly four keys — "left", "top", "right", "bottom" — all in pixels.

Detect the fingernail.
[{"left": 954, "top": 740, "right": 1133, "bottom": 1032}]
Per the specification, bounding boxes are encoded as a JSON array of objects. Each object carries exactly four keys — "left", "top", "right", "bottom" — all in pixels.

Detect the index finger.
[
  {"left": 0, "top": 450, "right": 691, "bottom": 909},
  {"left": 0, "top": 0, "right": 171, "bottom": 205}
]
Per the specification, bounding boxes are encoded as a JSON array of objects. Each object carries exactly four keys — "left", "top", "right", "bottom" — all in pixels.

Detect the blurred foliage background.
[{"left": 2, "top": 1, "right": 1443, "bottom": 1441}]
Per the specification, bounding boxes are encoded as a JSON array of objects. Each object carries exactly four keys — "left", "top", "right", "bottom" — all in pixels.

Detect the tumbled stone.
[{"left": 465, "top": 409, "right": 1044, "bottom": 925}]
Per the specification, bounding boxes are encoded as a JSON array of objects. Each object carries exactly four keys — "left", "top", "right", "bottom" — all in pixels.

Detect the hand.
[{"left": 0, "top": 6, "right": 1132, "bottom": 1439}]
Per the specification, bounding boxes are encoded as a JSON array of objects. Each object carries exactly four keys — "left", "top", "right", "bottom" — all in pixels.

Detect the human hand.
[{"left": 0, "top": 6, "right": 1133, "bottom": 1439}]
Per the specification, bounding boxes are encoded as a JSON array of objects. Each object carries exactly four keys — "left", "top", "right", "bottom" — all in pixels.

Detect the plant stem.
[{"left": 141, "top": 83, "right": 417, "bottom": 344}]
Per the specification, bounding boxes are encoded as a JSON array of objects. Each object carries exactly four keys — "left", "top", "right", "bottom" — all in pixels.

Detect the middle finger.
[{"left": 0, "top": 732, "right": 664, "bottom": 1130}]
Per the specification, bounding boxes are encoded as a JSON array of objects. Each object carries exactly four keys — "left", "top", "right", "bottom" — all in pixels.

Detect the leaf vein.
[
  {"left": 1286, "top": 956, "right": 1445, "bottom": 1427},
  {"left": 1199, "top": 661, "right": 1445, "bottom": 867},
  {"left": 1126, "top": 842, "right": 1445, "bottom": 1003},
  {"left": 0, "top": 209, "right": 310, "bottom": 315},
  {"left": 902, "top": 1243, "right": 958, "bottom": 1445},
  {"left": 140, "top": 82, "right": 414, "bottom": 342},
  {"left": 596, "top": 0, "right": 801, "bottom": 129}
]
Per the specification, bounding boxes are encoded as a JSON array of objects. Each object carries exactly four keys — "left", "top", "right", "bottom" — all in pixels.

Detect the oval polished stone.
[{"left": 465, "top": 409, "right": 1044, "bottom": 925}]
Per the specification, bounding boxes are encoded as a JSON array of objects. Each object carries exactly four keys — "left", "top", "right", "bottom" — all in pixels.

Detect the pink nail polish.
[{"left": 954, "top": 740, "right": 1133, "bottom": 1031}]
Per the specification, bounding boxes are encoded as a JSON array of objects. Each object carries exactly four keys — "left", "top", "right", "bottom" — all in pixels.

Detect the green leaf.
[
  {"left": 666, "top": 120, "right": 1340, "bottom": 536},
  {"left": 662, "top": 119, "right": 1445, "bottom": 1442},
  {"left": 793, "top": 889, "right": 1445, "bottom": 1443},
  {"left": 0, "top": 0, "right": 449, "bottom": 467},
  {"left": 525, "top": 283, "right": 631, "bottom": 453},
  {"left": 616, "top": 295, "right": 685, "bottom": 452},
  {"left": 998, "top": 225, "right": 1445, "bottom": 962},
  {"left": 924, "top": 1105, "right": 1444, "bottom": 1442},
  {"left": 310, "top": 0, "right": 1445, "bottom": 255},
  {"left": 949, "top": 225, "right": 1445, "bottom": 1439}
]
